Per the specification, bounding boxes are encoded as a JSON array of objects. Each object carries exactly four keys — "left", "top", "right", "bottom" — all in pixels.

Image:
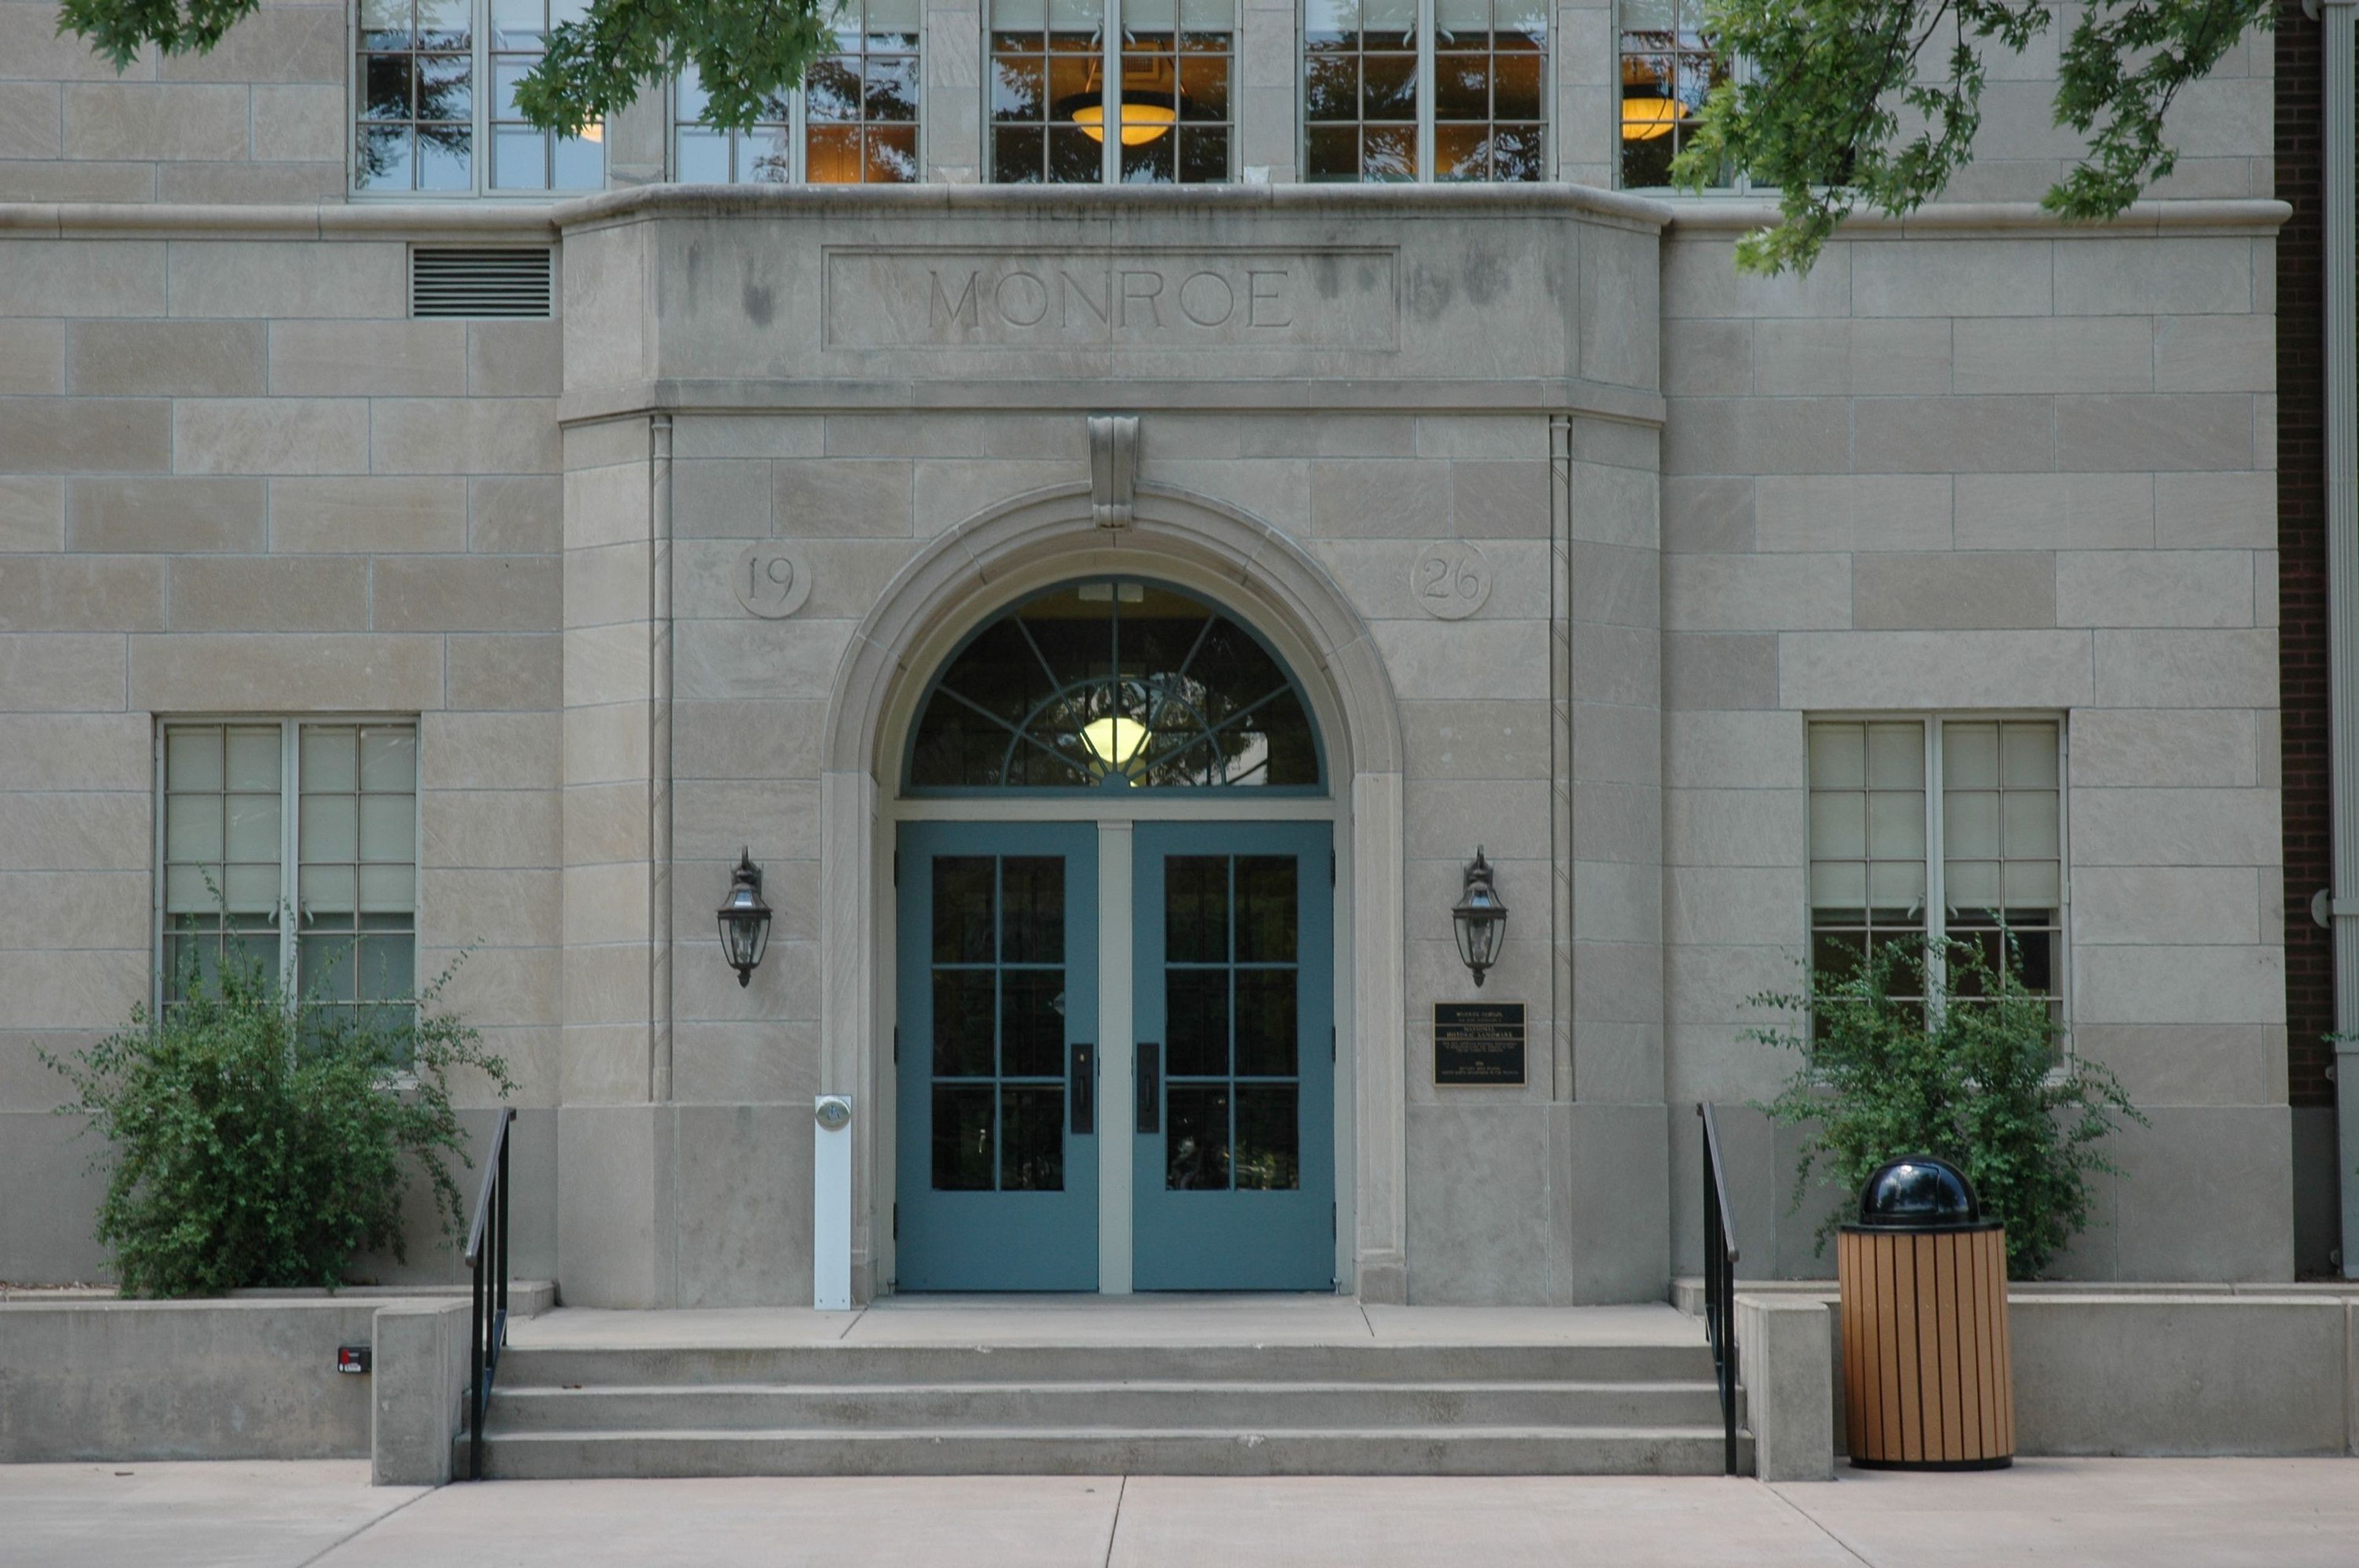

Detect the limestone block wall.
[
  {"left": 0, "top": 0, "right": 347, "bottom": 205},
  {"left": 0, "top": 217, "right": 565, "bottom": 1284},
  {"left": 1659, "top": 209, "right": 2293, "bottom": 1283}
]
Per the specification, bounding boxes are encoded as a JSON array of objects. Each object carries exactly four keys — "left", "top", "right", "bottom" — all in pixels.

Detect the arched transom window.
[{"left": 907, "top": 579, "right": 1322, "bottom": 790}]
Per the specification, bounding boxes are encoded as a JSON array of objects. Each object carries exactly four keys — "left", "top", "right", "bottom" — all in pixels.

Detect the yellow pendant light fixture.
[
  {"left": 1619, "top": 96, "right": 1682, "bottom": 141},
  {"left": 1079, "top": 713, "right": 1153, "bottom": 781},
  {"left": 1071, "top": 99, "right": 1177, "bottom": 146}
]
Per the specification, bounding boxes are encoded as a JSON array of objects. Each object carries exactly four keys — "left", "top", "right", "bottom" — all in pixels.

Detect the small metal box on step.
[{"left": 1837, "top": 1156, "right": 2014, "bottom": 1470}]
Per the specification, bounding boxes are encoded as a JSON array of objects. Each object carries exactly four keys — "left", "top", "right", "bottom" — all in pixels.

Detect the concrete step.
[
  {"left": 485, "top": 1378, "right": 1732, "bottom": 1433},
  {"left": 495, "top": 1341, "right": 1716, "bottom": 1390},
  {"left": 464, "top": 1425, "right": 1750, "bottom": 1479}
]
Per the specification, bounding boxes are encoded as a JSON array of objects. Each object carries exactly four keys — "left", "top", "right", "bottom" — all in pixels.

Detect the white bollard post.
[{"left": 813, "top": 1095, "right": 853, "bottom": 1311}]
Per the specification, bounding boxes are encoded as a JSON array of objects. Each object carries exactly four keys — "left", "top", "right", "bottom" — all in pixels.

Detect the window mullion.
[
  {"left": 793, "top": 60, "right": 808, "bottom": 181},
  {"left": 1105, "top": 0, "right": 1124, "bottom": 185},
  {"left": 474, "top": 4, "right": 490, "bottom": 197},
  {"left": 1416, "top": 0, "right": 1434, "bottom": 182},
  {"left": 281, "top": 721, "right": 301, "bottom": 997},
  {"left": 1923, "top": 718, "right": 1945, "bottom": 1010}
]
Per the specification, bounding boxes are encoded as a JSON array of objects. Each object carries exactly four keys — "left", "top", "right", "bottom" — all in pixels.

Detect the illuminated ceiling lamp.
[
  {"left": 1079, "top": 712, "right": 1153, "bottom": 783},
  {"left": 1070, "top": 97, "right": 1177, "bottom": 146},
  {"left": 1619, "top": 95, "right": 1682, "bottom": 141}
]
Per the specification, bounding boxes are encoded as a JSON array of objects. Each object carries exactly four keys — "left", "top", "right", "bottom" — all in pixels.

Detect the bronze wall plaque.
[{"left": 1433, "top": 1001, "right": 1525, "bottom": 1086}]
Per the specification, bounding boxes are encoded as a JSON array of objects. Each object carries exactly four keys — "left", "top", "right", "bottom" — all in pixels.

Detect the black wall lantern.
[
  {"left": 717, "top": 848, "right": 772, "bottom": 987},
  {"left": 1452, "top": 846, "right": 1508, "bottom": 987}
]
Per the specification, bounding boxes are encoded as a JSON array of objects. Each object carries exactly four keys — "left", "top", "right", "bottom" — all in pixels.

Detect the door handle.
[
  {"left": 1136, "top": 1042, "right": 1160, "bottom": 1134},
  {"left": 1070, "top": 1043, "right": 1094, "bottom": 1135}
]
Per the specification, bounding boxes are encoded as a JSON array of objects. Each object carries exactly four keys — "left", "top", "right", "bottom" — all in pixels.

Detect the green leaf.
[{"left": 1673, "top": 0, "right": 2272, "bottom": 274}]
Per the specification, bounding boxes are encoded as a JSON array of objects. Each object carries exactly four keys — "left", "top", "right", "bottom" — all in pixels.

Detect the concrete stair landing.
[{"left": 466, "top": 1298, "right": 1747, "bottom": 1478}]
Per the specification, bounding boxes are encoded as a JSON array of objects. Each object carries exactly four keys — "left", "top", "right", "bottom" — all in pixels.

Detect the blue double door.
[{"left": 894, "top": 819, "right": 1334, "bottom": 1292}]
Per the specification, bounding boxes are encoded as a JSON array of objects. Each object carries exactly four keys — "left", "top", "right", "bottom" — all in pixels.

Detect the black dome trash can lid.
[{"left": 1855, "top": 1155, "right": 1982, "bottom": 1229}]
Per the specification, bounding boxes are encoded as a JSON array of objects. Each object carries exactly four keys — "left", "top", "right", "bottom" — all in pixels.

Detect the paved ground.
[{"left": 4, "top": 1458, "right": 2356, "bottom": 1567}]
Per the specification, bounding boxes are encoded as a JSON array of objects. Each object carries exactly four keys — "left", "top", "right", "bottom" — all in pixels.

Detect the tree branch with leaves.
[{"left": 1669, "top": 0, "right": 2275, "bottom": 275}]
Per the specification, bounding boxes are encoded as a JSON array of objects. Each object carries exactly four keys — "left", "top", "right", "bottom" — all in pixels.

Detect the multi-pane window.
[
  {"left": 162, "top": 722, "right": 419, "bottom": 1032},
  {"left": 988, "top": 0, "right": 1235, "bottom": 184},
  {"left": 357, "top": 0, "right": 606, "bottom": 193},
  {"left": 1617, "top": 0, "right": 1729, "bottom": 189},
  {"left": 1304, "top": 0, "right": 1545, "bottom": 183},
  {"left": 675, "top": 0, "right": 921, "bottom": 184},
  {"left": 1304, "top": 0, "right": 1417, "bottom": 181},
  {"left": 1807, "top": 717, "right": 2064, "bottom": 1016}
]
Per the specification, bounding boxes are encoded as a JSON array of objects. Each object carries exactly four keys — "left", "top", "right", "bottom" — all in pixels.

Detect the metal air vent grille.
[{"left": 410, "top": 247, "right": 553, "bottom": 318}]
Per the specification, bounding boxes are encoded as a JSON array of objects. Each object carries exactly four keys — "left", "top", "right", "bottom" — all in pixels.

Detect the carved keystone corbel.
[{"left": 1089, "top": 413, "right": 1139, "bottom": 529}]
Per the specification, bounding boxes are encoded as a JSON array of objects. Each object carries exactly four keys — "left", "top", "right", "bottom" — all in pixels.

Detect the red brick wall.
[{"left": 2277, "top": 0, "right": 2334, "bottom": 1109}]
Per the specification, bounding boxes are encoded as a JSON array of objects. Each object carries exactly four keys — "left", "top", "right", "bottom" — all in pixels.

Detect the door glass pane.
[
  {"left": 1165, "top": 855, "right": 1227, "bottom": 961},
  {"left": 1167, "top": 1084, "right": 1229, "bottom": 1188},
  {"left": 1000, "top": 968, "right": 1066, "bottom": 1076},
  {"left": 933, "top": 1085, "right": 995, "bottom": 1189},
  {"left": 1233, "top": 1084, "right": 1299, "bottom": 1189},
  {"left": 930, "top": 851, "right": 1071, "bottom": 1193},
  {"left": 933, "top": 857, "right": 995, "bottom": 961},
  {"left": 1000, "top": 1084, "right": 1066, "bottom": 1190},
  {"left": 1232, "top": 856, "right": 1295, "bottom": 961},
  {"left": 1233, "top": 969, "right": 1296, "bottom": 1075},
  {"left": 1157, "top": 848, "right": 1305, "bottom": 1192},
  {"left": 1001, "top": 856, "right": 1065, "bottom": 961},
  {"left": 932, "top": 971, "right": 996, "bottom": 1076},
  {"left": 1165, "top": 969, "right": 1228, "bottom": 1075}
]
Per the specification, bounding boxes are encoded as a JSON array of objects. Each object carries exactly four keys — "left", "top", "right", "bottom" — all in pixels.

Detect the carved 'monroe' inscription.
[{"left": 823, "top": 248, "right": 1397, "bottom": 351}]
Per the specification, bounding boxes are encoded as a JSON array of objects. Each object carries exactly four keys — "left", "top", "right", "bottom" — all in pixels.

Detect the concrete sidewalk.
[{"left": 3, "top": 1457, "right": 2355, "bottom": 1567}]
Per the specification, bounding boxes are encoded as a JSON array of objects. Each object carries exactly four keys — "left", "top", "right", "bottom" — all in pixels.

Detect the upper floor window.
[
  {"left": 1303, "top": 0, "right": 1546, "bottom": 183},
  {"left": 1617, "top": 0, "right": 1733, "bottom": 189},
  {"left": 1807, "top": 717, "right": 2063, "bottom": 1023},
  {"left": 162, "top": 720, "right": 420, "bottom": 1031},
  {"left": 988, "top": 0, "right": 1236, "bottom": 184},
  {"left": 675, "top": 0, "right": 922, "bottom": 182},
  {"left": 358, "top": 0, "right": 606, "bottom": 194}
]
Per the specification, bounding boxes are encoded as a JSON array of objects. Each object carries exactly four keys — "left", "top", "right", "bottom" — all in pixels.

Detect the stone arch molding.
[
  {"left": 815, "top": 480, "right": 1412, "bottom": 1305},
  {"left": 824, "top": 480, "right": 1402, "bottom": 781}
]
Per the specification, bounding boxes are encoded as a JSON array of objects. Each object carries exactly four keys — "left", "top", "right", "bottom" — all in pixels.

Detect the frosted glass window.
[
  {"left": 1806, "top": 716, "right": 2064, "bottom": 1017},
  {"left": 162, "top": 720, "right": 419, "bottom": 1028}
]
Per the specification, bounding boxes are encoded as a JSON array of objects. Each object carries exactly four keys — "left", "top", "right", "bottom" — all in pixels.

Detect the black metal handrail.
[
  {"left": 1697, "top": 1101, "right": 1740, "bottom": 1476},
  {"left": 462, "top": 1107, "right": 514, "bottom": 1482}
]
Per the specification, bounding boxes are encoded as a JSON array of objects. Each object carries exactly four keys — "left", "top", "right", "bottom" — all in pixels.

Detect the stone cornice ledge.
[
  {"left": 560, "top": 375, "right": 1668, "bottom": 428},
  {"left": 552, "top": 180, "right": 1678, "bottom": 235},
  {"left": 0, "top": 201, "right": 559, "bottom": 240},
  {"left": 1664, "top": 197, "right": 2292, "bottom": 239}
]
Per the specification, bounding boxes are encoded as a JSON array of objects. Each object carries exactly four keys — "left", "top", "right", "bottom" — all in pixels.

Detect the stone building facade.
[{"left": 0, "top": 0, "right": 2306, "bottom": 1303}]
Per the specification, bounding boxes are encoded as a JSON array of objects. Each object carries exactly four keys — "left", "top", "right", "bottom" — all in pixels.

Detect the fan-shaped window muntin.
[{"left": 906, "top": 579, "right": 1324, "bottom": 792}]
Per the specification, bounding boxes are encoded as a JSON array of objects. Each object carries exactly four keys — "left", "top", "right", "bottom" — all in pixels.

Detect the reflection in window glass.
[
  {"left": 1118, "top": 0, "right": 1235, "bottom": 184},
  {"left": 1303, "top": 0, "right": 1420, "bottom": 181},
  {"left": 1433, "top": 0, "right": 1546, "bottom": 181},
  {"left": 357, "top": 0, "right": 477, "bottom": 191},
  {"left": 907, "top": 579, "right": 1321, "bottom": 789},
  {"left": 990, "top": 0, "right": 1111, "bottom": 183},
  {"left": 1618, "top": 0, "right": 1728, "bottom": 188},
  {"left": 489, "top": 0, "right": 605, "bottom": 190},
  {"left": 1805, "top": 717, "right": 2066, "bottom": 1037},
  {"left": 161, "top": 721, "right": 420, "bottom": 1033},
  {"left": 676, "top": 0, "right": 921, "bottom": 184},
  {"left": 357, "top": 0, "right": 605, "bottom": 192}
]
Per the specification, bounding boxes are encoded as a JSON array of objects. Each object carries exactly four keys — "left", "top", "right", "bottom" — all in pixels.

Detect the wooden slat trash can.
[{"left": 1837, "top": 1155, "right": 2014, "bottom": 1470}]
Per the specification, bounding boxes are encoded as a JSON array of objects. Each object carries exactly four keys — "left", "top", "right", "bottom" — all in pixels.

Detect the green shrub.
[
  {"left": 44, "top": 946, "right": 512, "bottom": 1298},
  {"left": 1750, "top": 936, "right": 2144, "bottom": 1279}
]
